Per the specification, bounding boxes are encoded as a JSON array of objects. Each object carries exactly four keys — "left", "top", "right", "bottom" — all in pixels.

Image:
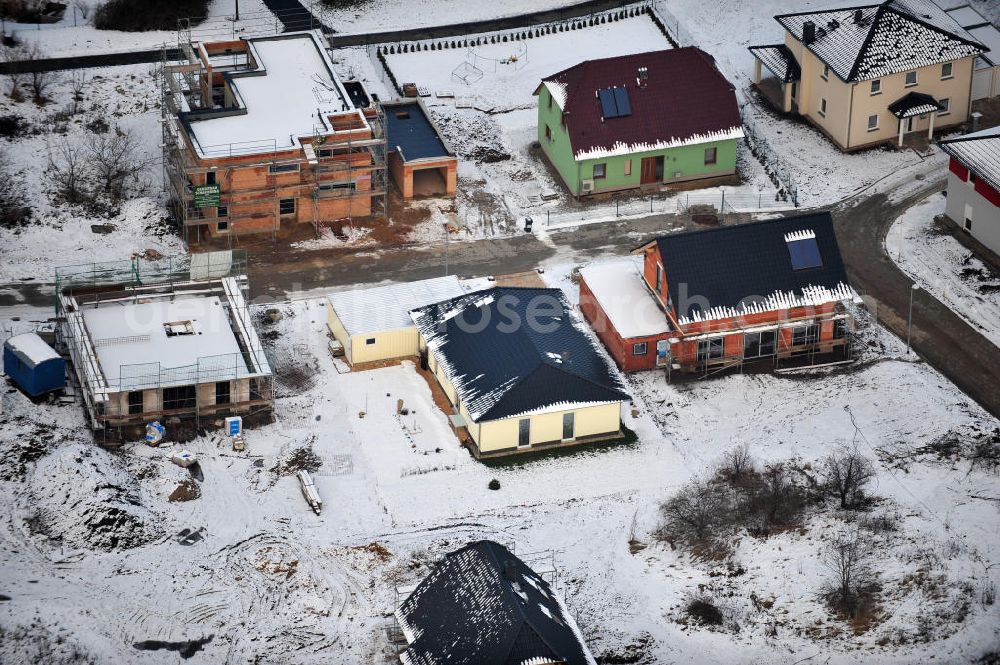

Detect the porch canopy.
[
  {"left": 748, "top": 44, "right": 801, "bottom": 82},
  {"left": 888, "top": 91, "right": 944, "bottom": 119}
]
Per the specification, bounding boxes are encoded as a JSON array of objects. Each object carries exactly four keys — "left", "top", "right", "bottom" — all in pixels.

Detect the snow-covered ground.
[
  {"left": 0, "top": 64, "right": 182, "bottom": 283},
  {"left": 885, "top": 192, "right": 1000, "bottom": 349},
  {"left": 1, "top": 261, "right": 998, "bottom": 663}
]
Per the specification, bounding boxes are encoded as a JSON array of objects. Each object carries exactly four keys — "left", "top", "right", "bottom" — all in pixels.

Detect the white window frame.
[
  {"left": 870, "top": 79, "right": 881, "bottom": 95},
  {"left": 821, "top": 64, "right": 829, "bottom": 81},
  {"left": 593, "top": 163, "right": 606, "bottom": 179},
  {"left": 939, "top": 97, "right": 950, "bottom": 115},
  {"left": 818, "top": 98, "right": 827, "bottom": 117},
  {"left": 655, "top": 263, "right": 663, "bottom": 293},
  {"left": 279, "top": 198, "right": 296, "bottom": 215},
  {"left": 632, "top": 342, "right": 648, "bottom": 356},
  {"left": 905, "top": 70, "right": 918, "bottom": 87},
  {"left": 941, "top": 62, "right": 953, "bottom": 80},
  {"left": 867, "top": 114, "right": 879, "bottom": 131}
]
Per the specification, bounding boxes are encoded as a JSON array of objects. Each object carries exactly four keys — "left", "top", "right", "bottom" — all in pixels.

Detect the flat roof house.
[
  {"left": 383, "top": 98, "right": 458, "bottom": 199},
  {"left": 410, "top": 287, "right": 630, "bottom": 458},
  {"left": 581, "top": 213, "right": 857, "bottom": 375},
  {"left": 940, "top": 126, "right": 1000, "bottom": 256},
  {"left": 534, "top": 48, "right": 743, "bottom": 197},
  {"left": 325, "top": 275, "right": 465, "bottom": 366},
  {"left": 750, "top": 0, "right": 987, "bottom": 151},
  {"left": 394, "top": 540, "right": 595, "bottom": 665},
  {"left": 57, "top": 255, "right": 273, "bottom": 430},
  {"left": 162, "top": 31, "right": 387, "bottom": 243}
]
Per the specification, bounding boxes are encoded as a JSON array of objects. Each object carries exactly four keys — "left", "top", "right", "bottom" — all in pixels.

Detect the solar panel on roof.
[
  {"left": 598, "top": 88, "right": 617, "bottom": 118},
  {"left": 787, "top": 238, "right": 823, "bottom": 270},
  {"left": 612, "top": 87, "right": 631, "bottom": 117}
]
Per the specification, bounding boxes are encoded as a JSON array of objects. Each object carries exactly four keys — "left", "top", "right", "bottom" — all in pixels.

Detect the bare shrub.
[
  {"left": 824, "top": 445, "right": 876, "bottom": 509},
  {"left": 720, "top": 443, "right": 755, "bottom": 483},
  {"left": 46, "top": 137, "right": 89, "bottom": 205},
  {"left": 0, "top": 150, "right": 30, "bottom": 226},
  {"left": 72, "top": 0, "right": 89, "bottom": 19},
  {"left": 19, "top": 42, "right": 56, "bottom": 103},
  {"left": 656, "top": 478, "right": 726, "bottom": 545},
  {"left": 86, "top": 124, "right": 151, "bottom": 205},
  {"left": 0, "top": 43, "right": 27, "bottom": 100},
  {"left": 684, "top": 595, "right": 723, "bottom": 626},
  {"left": 69, "top": 68, "right": 88, "bottom": 114},
  {"left": 820, "top": 530, "right": 878, "bottom": 619},
  {"left": 859, "top": 511, "right": 899, "bottom": 534},
  {"left": 743, "top": 464, "right": 807, "bottom": 536}
]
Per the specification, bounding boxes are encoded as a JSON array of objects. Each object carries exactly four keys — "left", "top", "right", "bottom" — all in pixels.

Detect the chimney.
[
  {"left": 802, "top": 20, "right": 816, "bottom": 44},
  {"left": 853, "top": 9, "right": 863, "bottom": 24}
]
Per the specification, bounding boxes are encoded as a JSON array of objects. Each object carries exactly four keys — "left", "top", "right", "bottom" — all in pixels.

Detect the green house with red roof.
[{"left": 534, "top": 47, "right": 744, "bottom": 197}]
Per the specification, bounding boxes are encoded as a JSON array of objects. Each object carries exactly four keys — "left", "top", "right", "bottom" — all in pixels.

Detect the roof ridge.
[
  {"left": 847, "top": 3, "right": 887, "bottom": 82},
  {"left": 886, "top": 0, "right": 986, "bottom": 49},
  {"left": 542, "top": 359, "right": 628, "bottom": 400}
]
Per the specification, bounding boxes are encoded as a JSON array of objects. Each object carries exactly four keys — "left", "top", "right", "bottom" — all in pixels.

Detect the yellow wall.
[
  {"left": 475, "top": 402, "right": 623, "bottom": 453},
  {"left": 326, "top": 303, "right": 352, "bottom": 360},
  {"left": 349, "top": 328, "right": 418, "bottom": 365}
]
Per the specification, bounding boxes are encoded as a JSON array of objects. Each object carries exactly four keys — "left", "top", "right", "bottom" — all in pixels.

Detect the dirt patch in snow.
[
  {"left": 168, "top": 478, "right": 201, "bottom": 502},
  {"left": 24, "top": 443, "right": 162, "bottom": 551}
]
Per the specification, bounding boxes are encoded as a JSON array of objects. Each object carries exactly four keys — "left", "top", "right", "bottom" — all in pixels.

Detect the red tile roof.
[{"left": 541, "top": 48, "right": 743, "bottom": 160}]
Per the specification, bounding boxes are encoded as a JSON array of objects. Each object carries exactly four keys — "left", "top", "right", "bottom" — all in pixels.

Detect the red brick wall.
[{"left": 579, "top": 276, "right": 665, "bottom": 372}]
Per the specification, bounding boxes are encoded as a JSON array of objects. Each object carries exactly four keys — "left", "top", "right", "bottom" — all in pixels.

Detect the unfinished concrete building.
[
  {"left": 162, "top": 30, "right": 387, "bottom": 243},
  {"left": 56, "top": 251, "right": 274, "bottom": 430}
]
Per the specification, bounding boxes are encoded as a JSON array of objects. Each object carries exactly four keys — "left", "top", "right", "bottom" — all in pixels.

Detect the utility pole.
[
  {"left": 906, "top": 283, "right": 919, "bottom": 354},
  {"left": 235, "top": 0, "right": 239, "bottom": 21}
]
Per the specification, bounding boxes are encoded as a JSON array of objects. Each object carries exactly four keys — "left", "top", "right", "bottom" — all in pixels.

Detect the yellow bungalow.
[
  {"left": 326, "top": 276, "right": 464, "bottom": 365},
  {"left": 410, "top": 287, "right": 630, "bottom": 458}
]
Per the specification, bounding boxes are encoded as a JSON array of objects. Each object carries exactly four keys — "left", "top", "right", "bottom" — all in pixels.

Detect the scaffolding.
[
  {"left": 161, "top": 28, "right": 388, "bottom": 246},
  {"left": 55, "top": 251, "right": 275, "bottom": 432}
]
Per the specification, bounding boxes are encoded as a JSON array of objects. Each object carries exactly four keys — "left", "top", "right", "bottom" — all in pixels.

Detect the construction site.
[
  {"left": 161, "top": 28, "right": 388, "bottom": 244},
  {"left": 54, "top": 250, "right": 274, "bottom": 433}
]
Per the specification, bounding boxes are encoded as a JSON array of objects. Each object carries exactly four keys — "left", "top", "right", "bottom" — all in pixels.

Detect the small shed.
[
  {"left": 326, "top": 276, "right": 465, "bottom": 365},
  {"left": 3, "top": 333, "right": 66, "bottom": 397},
  {"left": 383, "top": 98, "right": 458, "bottom": 199}
]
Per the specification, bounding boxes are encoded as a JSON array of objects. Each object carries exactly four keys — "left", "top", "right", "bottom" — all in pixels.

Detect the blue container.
[{"left": 3, "top": 333, "right": 66, "bottom": 397}]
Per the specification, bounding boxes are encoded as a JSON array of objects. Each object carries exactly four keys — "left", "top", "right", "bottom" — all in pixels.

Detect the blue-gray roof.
[
  {"left": 410, "top": 287, "right": 629, "bottom": 422},
  {"left": 395, "top": 540, "right": 595, "bottom": 665},
  {"left": 385, "top": 102, "right": 451, "bottom": 161}
]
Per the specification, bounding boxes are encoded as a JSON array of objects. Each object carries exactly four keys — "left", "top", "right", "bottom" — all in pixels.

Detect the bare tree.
[
  {"left": 21, "top": 41, "right": 56, "bottom": 102},
  {"left": 86, "top": 125, "right": 150, "bottom": 204},
  {"left": 656, "top": 478, "right": 724, "bottom": 543},
  {"left": 72, "top": 0, "right": 90, "bottom": 19},
  {"left": 821, "top": 530, "right": 877, "bottom": 617},
  {"left": 46, "top": 138, "right": 89, "bottom": 205},
  {"left": 720, "top": 443, "right": 755, "bottom": 483},
  {"left": 69, "top": 68, "right": 88, "bottom": 114},
  {"left": 0, "top": 150, "right": 30, "bottom": 226},
  {"left": 746, "top": 464, "right": 806, "bottom": 533},
  {"left": 824, "top": 445, "right": 876, "bottom": 509},
  {"left": 0, "top": 43, "right": 27, "bottom": 101}
]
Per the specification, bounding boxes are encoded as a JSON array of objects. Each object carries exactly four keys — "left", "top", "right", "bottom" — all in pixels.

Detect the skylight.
[
  {"left": 597, "top": 86, "right": 632, "bottom": 119},
  {"left": 785, "top": 229, "right": 823, "bottom": 270}
]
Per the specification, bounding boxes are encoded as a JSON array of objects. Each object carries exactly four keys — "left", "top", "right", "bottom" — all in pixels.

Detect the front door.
[
  {"left": 562, "top": 412, "right": 575, "bottom": 441},
  {"left": 640, "top": 156, "right": 661, "bottom": 185},
  {"left": 656, "top": 339, "right": 669, "bottom": 367},
  {"left": 518, "top": 418, "right": 531, "bottom": 448},
  {"left": 904, "top": 116, "right": 914, "bottom": 133}
]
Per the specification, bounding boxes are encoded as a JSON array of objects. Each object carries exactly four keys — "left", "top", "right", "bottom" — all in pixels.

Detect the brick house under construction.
[
  {"left": 579, "top": 212, "right": 859, "bottom": 376},
  {"left": 162, "top": 31, "right": 387, "bottom": 243}
]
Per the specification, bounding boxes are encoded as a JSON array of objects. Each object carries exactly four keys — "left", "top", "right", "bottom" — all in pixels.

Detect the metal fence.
[
  {"left": 650, "top": 1, "right": 697, "bottom": 47},
  {"left": 740, "top": 103, "right": 800, "bottom": 206}
]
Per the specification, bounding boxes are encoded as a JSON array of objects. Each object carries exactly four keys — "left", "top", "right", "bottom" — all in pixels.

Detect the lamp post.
[{"left": 906, "top": 283, "right": 919, "bottom": 355}]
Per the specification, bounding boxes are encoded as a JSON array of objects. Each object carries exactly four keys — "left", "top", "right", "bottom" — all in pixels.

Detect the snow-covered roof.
[
  {"left": 579, "top": 258, "right": 670, "bottom": 338},
  {"left": 888, "top": 90, "right": 945, "bottom": 117},
  {"left": 80, "top": 295, "right": 248, "bottom": 391},
  {"left": 410, "top": 287, "right": 629, "bottom": 422},
  {"left": 326, "top": 276, "right": 465, "bottom": 338},
  {"left": 748, "top": 44, "right": 802, "bottom": 82},
  {"left": 395, "top": 540, "right": 596, "bottom": 665},
  {"left": 184, "top": 32, "right": 355, "bottom": 158},
  {"left": 775, "top": 0, "right": 984, "bottom": 82},
  {"left": 4, "top": 333, "right": 60, "bottom": 368},
  {"left": 940, "top": 125, "right": 1000, "bottom": 193}
]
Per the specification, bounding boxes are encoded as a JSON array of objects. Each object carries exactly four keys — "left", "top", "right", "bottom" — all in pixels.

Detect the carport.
[{"left": 384, "top": 99, "right": 458, "bottom": 199}]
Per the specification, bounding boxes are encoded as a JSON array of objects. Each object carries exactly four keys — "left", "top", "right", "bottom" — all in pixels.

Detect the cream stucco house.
[
  {"left": 750, "top": 0, "right": 987, "bottom": 151},
  {"left": 410, "top": 287, "right": 630, "bottom": 458}
]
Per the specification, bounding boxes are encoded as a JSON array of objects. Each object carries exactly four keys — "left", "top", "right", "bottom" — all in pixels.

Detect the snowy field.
[
  {"left": 1, "top": 262, "right": 999, "bottom": 663},
  {"left": 885, "top": 193, "right": 1000, "bottom": 349},
  {"left": 0, "top": 63, "right": 183, "bottom": 283}
]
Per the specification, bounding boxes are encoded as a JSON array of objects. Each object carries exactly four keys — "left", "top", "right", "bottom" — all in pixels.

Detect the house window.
[
  {"left": 562, "top": 412, "right": 575, "bottom": 440},
  {"left": 655, "top": 263, "right": 663, "bottom": 293},
  {"left": 365, "top": 338, "right": 376, "bottom": 345},
  {"left": 593, "top": 163, "right": 606, "bottom": 179},
  {"left": 217, "top": 220, "right": 229, "bottom": 232},
  {"left": 624, "top": 159, "right": 631, "bottom": 176},
  {"left": 279, "top": 198, "right": 296, "bottom": 215},
  {"left": 819, "top": 98, "right": 827, "bottom": 117},
  {"left": 791, "top": 82, "right": 797, "bottom": 98},
  {"left": 870, "top": 79, "right": 881, "bottom": 95},
  {"left": 545, "top": 124, "right": 552, "bottom": 141},
  {"left": 941, "top": 62, "right": 953, "bottom": 79},
  {"left": 205, "top": 170, "right": 217, "bottom": 185},
  {"left": 697, "top": 338, "right": 725, "bottom": 363},
  {"left": 269, "top": 163, "right": 299, "bottom": 174},
  {"left": 743, "top": 331, "right": 776, "bottom": 359},
  {"left": 905, "top": 71, "right": 917, "bottom": 86},
  {"left": 217, "top": 205, "right": 228, "bottom": 218},
  {"left": 518, "top": 418, "right": 531, "bottom": 447},
  {"left": 939, "top": 98, "right": 950, "bottom": 115},
  {"left": 632, "top": 342, "right": 648, "bottom": 356},
  {"left": 833, "top": 319, "right": 848, "bottom": 340},
  {"left": 704, "top": 147, "right": 717, "bottom": 165},
  {"left": 216, "top": 381, "right": 231, "bottom": 405},
  {"left": 127, "top": 390, "right": 143, "bottom": 415},
  {"left": 318, "top": 181, "right": 357, "bottom": 194},
  {"left": 821, "top": 64, "right": 829, "bottom": 80},
  {"left": 162, "top": 385, "right": 196, "bottom": 411},
  {"left": 867, "top": 114, "right": 879, "bottom": 131},
  {"left": 791, "top": 324, "right": 820, "bottom": 346},
  {"left": 547, "top": 91, "right": 553, "bottom": 109}
]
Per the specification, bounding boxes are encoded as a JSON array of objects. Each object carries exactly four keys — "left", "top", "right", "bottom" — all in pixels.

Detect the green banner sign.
[{"left": 194, "top": 184, "right": 221, "bottom": 208}]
